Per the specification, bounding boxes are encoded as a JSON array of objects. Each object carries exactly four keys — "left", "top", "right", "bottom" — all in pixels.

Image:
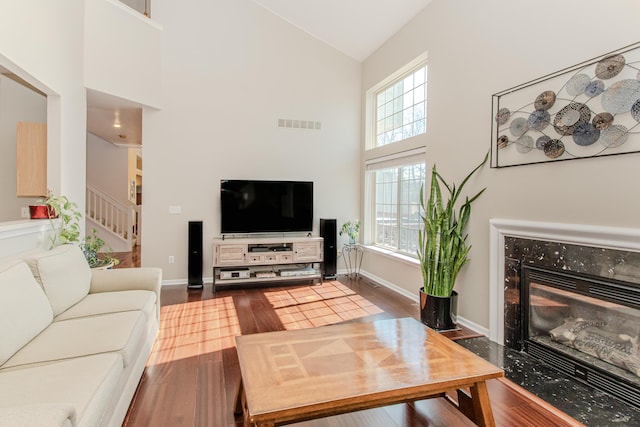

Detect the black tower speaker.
[
  {"left": 187, "top": 221, "right": 204, "bottom": 289},
  {"left": 320, "top": 218, "right": 337, "bottom": 279}
]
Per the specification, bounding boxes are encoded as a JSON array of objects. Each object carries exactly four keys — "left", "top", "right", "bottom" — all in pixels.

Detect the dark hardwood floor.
[
  {"left": 115, "top": 250, "right": 582, "bottom": 426},
  {"left": 112, "top": 244, "right": 141, "bottom": 269}
]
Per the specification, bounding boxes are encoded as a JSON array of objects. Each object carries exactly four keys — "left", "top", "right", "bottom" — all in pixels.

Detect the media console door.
[
  {"left": 293, "top": 241, "right": 323, "bottom": 262},
  {"left": 215, "top": 244, "right": 246, "bottom": 265}
]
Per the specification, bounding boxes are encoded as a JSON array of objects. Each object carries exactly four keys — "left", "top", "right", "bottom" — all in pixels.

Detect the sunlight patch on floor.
[
  {"left": 149, "top": 296, "right": 240, "bottom": 364},
  {"left": 147, "top": 283, "right": 384, "bottom": 365},
  {"left": 265, "top": 282, "right": 384, "bottom": 330}
]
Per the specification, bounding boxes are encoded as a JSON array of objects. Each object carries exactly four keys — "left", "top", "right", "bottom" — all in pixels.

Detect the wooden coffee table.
[{"left": 235, "top": 317, "right": 503, "bottom": 426}]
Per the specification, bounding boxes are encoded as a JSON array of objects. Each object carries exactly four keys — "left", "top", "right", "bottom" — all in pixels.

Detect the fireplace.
[
  {"left": 488, "top": 219, "right": 640, "bottom": 408},
  {"left": 522, "top": 265, "right": 640, "bottom": 407}
]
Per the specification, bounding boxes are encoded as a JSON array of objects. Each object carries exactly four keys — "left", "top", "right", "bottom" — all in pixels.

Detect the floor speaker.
[
  {"left": 320, "top": 219, "right": 337, "bottom": 279},
  {"left": 188, "top": 221, "right": 204, "bottom": 289}
]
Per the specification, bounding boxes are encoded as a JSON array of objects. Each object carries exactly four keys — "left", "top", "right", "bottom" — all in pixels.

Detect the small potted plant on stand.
[
  {"left": 339, "top": 220, "right": 360, "bottom": 244},
  {"left": 81, "top": 229, "right": 120, "bottom": 269},
  {"left": 417, "top": 153, "right": 487, "bottom": 330}
]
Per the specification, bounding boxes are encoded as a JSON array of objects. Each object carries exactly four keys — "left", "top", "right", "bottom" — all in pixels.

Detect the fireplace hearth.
[{"left": 522, "top": 264, "right": 640, "bottom": 407}]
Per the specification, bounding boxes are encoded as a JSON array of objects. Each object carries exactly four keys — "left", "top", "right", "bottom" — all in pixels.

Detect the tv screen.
[{"left": 220, "top": 180, "right": 313, "bottom": 234}]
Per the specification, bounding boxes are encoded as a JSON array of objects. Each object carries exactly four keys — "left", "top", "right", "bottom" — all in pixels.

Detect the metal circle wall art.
[{"left": 491, "top": 42, "right": 640, "bottom": 167}]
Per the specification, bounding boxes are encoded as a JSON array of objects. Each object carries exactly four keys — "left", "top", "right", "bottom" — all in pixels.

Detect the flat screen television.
[{"left": 220, "top": 180, "right": 313, "bottom": 234}]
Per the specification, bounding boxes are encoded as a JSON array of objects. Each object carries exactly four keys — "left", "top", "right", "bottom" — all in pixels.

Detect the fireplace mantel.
[{"left": 488, "top": 219, "right": 640, "bottom": 344}]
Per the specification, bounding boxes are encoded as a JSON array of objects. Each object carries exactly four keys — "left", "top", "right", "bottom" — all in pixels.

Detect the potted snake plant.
[{"left": 417, "top": 152, "right": 487, "bottom": 330}]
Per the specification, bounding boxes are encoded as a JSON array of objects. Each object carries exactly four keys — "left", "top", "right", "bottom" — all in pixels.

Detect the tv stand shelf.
[{"left": 212, "top": 236, "right": 324, "bottom": 292}]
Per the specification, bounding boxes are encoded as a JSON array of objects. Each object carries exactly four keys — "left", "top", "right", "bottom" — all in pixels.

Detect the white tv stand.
[{"left": 212, "top": 236, "right": 324, "bottom": 292}]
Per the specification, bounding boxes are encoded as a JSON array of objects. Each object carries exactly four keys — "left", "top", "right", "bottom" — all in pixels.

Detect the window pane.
[
  {"left": 373, "top": 64, "right": 427, "bottom": 147},
  {"left": 403, "top": 107, "right": 413, "bottom": 125},
  {"left": 402, "top": 124, "right": 412, "bottom": 139},
  {"left": 394, "top": 97, "right": 402, "bottom": 112},
  {"left": 385, "top": 87, "right": 393, "bottom": 102},
  {"left": 414, "top": 84, "right": 425, "bottom": 103},
  {"left": 403, "top": 90, "right": 414, "bottom": 110},
  {"left": 414, "top": 103, "right": 424, "bottom": 121},
  {"left": 393, "top": 112, "right": 402, "bottom": 129},
  {"left": 403, "top": 75, "right": 413, "bottom": 93},
  {"left": 414, "top": 67, "right": 426, "bottom": 86},
  {"left": 373, "top": 162, "right": 425, "bottom": 254},
  {"left": 393, "top": 81, "right": 403, "bottom": 98}
]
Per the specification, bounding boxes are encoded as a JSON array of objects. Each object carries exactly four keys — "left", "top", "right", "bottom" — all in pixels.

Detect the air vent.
[
  {"left": 277, "top": 119, "right": 321, "bottom": 130},
  {"left": 528, "top": 269, "right": 578, "bottom": 292},
  {"left": 527, "top": 342, "right": 574, "bottom": 375},
  {"left": 588, "top": 370, "right": 640, "bottom": 408}
]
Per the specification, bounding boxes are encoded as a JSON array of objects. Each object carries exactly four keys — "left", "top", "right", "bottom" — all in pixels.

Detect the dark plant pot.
[
  {"left": 29, "top": 205, "right": 57, "bottom": 219},
  {"left": 419, "top": 289, "right": 458, "bottom": 330}
]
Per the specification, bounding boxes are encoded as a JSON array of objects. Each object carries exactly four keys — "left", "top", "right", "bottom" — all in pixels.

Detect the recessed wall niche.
[{"left": 0, "top": 73, "right": 47, "bottom": 221}]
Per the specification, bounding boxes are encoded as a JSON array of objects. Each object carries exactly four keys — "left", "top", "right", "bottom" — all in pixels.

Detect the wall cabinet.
[
  {"left": 16, "top": 122, "right": 47, "bottom": 197},
  {"left": 212, "top": 236, "right": 323, "bottom": 291}
]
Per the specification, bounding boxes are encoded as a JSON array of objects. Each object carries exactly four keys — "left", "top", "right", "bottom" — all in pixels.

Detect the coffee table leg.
[
  {"left": 469, "top": 381, "right": 495, "bottom": 427},
  {"left": 234, "top": 379, "right": 245, "bottom": 417}
]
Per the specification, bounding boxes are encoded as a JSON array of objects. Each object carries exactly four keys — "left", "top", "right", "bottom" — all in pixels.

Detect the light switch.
[{"left": 168, "top": 205, "right": 182, "bottom": 214}]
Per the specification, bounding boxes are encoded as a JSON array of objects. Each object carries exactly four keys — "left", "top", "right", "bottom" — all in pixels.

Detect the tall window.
[
  {"left": 372, "top": 162, "right": 425, "bottom": 254},
  {"left": 375, "top": 65, "right": 427, "bottom": 147},
  {"left": 365, "top": 54, "right": 428, "bottom": 257}
]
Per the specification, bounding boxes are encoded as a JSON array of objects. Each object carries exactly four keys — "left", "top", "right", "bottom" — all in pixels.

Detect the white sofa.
[{"left": 0, "top": 244, "right": 161, "bottom": 427}]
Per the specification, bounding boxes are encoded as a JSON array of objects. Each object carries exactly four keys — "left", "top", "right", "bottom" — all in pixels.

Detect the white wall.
[
  {"left": 86, "top": 133, "right": 131, "bottom": 203},
  {"left": 0, "top": 0, "right": 160, "bottom": 257},
  {"left": 0, "top": 75, "right": 47, "bottom": 221},
  {"left": 142, "top": 0, "right": 361, "bottom": 280},
  {"left": 361, "top": 0, "right": 640, "bottom": 329},
  {"left": 0, "top": 0, "right": 86, "bottom": 256},
  {"left": 84, "top": 0, "right": 162, "bottom": 109}
]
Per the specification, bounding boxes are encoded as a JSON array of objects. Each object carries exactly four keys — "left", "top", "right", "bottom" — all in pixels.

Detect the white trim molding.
[
  {"left": 0, "top": 219, "right": 57, "bottom": 257},
  {"left": 489, "top": 218, "right": 640, "bottom": 344}
]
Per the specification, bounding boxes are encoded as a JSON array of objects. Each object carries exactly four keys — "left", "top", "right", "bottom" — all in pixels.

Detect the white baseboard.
[
  {"left": 160, "top": 271, "right": 489, "bottom": 337},
  {"left": 455, "top": 316, "right": 489, "bottom": 337},
  {"left": 162, "top": 276, "right": 213, "bottom": 287},
  {"left": 356, "top": 270, "right": 418, "bottom": 302},
  {"left": 358, "top": 269, "right": 487, "bottom": 337}
]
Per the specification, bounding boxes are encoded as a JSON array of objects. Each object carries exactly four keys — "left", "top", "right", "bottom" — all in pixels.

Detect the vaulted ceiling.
[
  {"left": 92, "top": 0, "right": 432, "bottom": 147},
  {"left": 251, "top": 0, "right": 431, "bottom": 61}
]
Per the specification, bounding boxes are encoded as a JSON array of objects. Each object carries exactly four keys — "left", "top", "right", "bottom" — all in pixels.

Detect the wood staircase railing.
[{"left": 86, "top": 185, "right": 135, "bottom": 249}]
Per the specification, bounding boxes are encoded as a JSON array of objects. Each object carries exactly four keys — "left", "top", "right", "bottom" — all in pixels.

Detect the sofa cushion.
[
  {"left": 26, "top": 245, "right": 91, "bottom": 316},
  {"left": 1, "top": 311, "right": 147, "bottom": 371},
  {"left": 55, "top": 290, "right": 157, "bottom": 322},
  {"left": 0, "top": 262, "right": 54, "bottom": 365},
  {"left": 0, "top": 403, "right": 75, "bottom": 427},
  {"left": 0, "top": 353, "right": 122, "bottom": 427}
]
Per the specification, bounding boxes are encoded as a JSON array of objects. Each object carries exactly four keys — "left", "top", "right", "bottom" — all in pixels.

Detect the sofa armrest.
[{"left": 90, "top": 268, "right": 162, "bottom": 319}]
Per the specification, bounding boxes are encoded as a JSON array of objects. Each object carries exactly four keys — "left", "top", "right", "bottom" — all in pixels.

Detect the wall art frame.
[{"left": 491, "top": 41, "right": 640, "bottom": 168}]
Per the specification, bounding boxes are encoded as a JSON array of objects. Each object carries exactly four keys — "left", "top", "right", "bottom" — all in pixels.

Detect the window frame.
[
  {"left": 365, "top": 150, "right": 426, "bottom": 257},
  {"left": 363, "top": 53, "right": 428, "bottom": 258},
  {"left": 373, "top": 65, "right": 427, "bottom": 148},
  {"left": 365, "top": 53, "right": 428, "bottom": 151}
]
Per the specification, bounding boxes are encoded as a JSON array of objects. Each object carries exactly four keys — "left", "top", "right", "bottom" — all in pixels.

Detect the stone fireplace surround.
[
  {"left": 467, "top": 219, "right": 640, "bottom": 423},
  {"left": 489, "top": 219, "right": 640, "bottom": 345}
]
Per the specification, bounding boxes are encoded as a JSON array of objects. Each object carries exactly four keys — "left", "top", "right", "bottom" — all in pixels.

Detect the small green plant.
[
  {"left": 339, "top": 220, "right": 360, "bottom": 243},
  {"left": 81, "top": 228, "right": 119, "bottom": 268},
  {"left": 41, "top": 191, "right": 82, "bottom": 248},
  {"left": 417, "top": 153, "right": 488, "bottom": 297}
]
